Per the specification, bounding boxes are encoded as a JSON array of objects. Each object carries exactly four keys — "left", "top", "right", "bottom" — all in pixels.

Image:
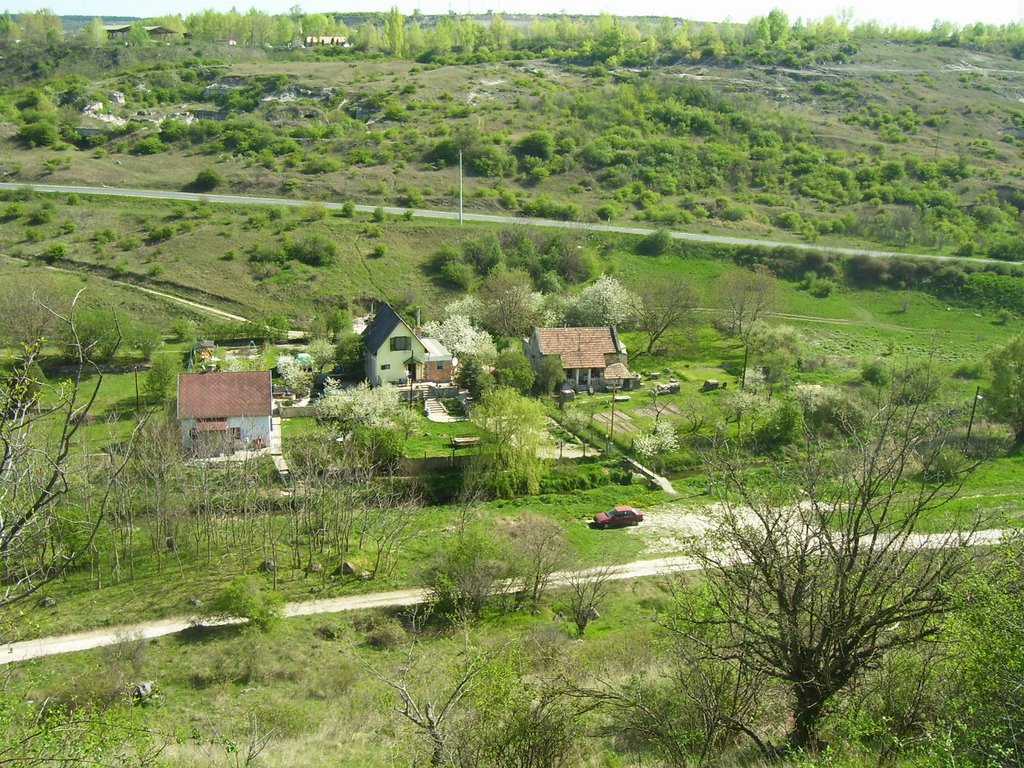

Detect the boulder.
[
  {"left": 341, "top": 561, "right": 357, "bottom": 575},
  {"left": 306, "top": 561, "right": 323, "bottom": 574},
  {"left": 258, "top": 559, "right": 277, "bottom": 573},
  {"left": 38, "top": 597, "right": 56, "bottom": 608},
  {"left": 130, "top": 681, "right": 155, "bottom": 704}
]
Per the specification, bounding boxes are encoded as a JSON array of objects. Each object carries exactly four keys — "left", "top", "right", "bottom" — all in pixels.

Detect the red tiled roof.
[
  {"left": 534, "top": 327, "right": 621, "bottom": 369},
  {"left": 177, "top": 371, "right": 272, "bottom": 420}
]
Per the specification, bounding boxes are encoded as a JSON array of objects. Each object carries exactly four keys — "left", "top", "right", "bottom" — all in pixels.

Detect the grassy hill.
[{"left": 1, "top": 36, "right": 1022, "bottom": 259}]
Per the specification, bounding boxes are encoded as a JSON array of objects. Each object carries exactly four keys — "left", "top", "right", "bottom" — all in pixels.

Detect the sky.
[{"left": 24, "top": 0, "right": 1024, "bottom": 29}]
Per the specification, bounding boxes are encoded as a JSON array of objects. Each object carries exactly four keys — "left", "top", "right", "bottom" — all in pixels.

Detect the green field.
[{"left": 3, "top": 18, "right": 1024, "bottom": 767}]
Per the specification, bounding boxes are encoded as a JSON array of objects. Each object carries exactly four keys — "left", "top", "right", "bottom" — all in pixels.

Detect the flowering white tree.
[
  {"left": 633, "top": 421, "right": 679, "bottom": 458},
  {"left": 421, "top": 315, "right": 497, "bottom": 363},
  {"left": 276, "top": 353, "right": 313, "bottom": 398},
  {"left": 443, "top": 295, "right": 482, "bottom": 320},
  {"left": 316, "top": 381, "right": 404, "bottom": 431},
  {"left": 306, "top": 337, "right": 336, "bottom": 371},
  {"left": 566, "top": 274, "right": 639, "bottom": 328}
]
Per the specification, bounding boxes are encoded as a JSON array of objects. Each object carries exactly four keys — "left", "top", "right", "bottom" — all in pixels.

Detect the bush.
[
  {"left": 751, "top": 399, "right": 801, "bottom": 452},
  {"left": 360, "top": 616, "right": 408, "bottom": 650},
  {"left": 190, "top": 167, "right": 223, "bottom": 192},
  {"left": 953, "top": 361, "right": 985, "bottom": 380},
  {"left": 637, "top": 229, "right": 673, "bottom": 256},
  {"left": 515, "top": 130, "right": 555, "bottom": 160},
  {"left": 16, "top": 120, "right": 60, "bottom": 148},
  {"left": 41, "top": 242, "right": 66, "bottom": 264},
  {"left": 203, "top": 575, "right": 282, "bottom": 632},
  {"left": 860, "top": 359, "right": 890, "bottom": 386},
  {"left": 520, "top": 195, "right": 581, "bottom": 221},
  {"left": 284, "top": 235, "right": 338, "bottom": 267},
  {"left": 132, "top": 136, "right": 166, "bottom": 155}
]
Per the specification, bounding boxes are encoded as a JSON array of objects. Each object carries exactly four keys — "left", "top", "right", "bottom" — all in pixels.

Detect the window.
[
  {"left": 390, "top": 336, "right": 411, "bottom": 351},
  {"left": 381, "top": 364, "right": 391, "bottom": 370},
  {"left": 436, "top": 362, "right": 445, "bottom": 371}
]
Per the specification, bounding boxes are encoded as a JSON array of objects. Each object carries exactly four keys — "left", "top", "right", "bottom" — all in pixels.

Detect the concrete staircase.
[{"left": 423, "top": 398, "right": 450, "bottom": 422}]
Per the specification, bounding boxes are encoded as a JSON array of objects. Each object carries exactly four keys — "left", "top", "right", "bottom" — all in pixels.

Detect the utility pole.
[
  {"left": 458, "top": 149, "right": 463, "bottom": 226},
  {"left": 965, "top": 386, "right": 982, "bottom": 447},
  {"left": 134, "top": 365, "right": 141, "bottom": 414},
  {"left": 607, "top": 387, "right": 618, "bottom": 449}
]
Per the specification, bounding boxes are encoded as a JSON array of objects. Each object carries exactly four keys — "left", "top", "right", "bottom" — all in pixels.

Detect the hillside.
[
  {"left": 1, "top": 33, "right": 1022, "bottom": 260},
  {"left": 3, "top": 15, "right": 1024, "bottom": 768}
]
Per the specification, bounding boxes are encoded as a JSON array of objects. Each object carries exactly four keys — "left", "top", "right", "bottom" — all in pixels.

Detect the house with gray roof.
[{"left": 363, "top": 304, "right": 454, "bottom": 387}]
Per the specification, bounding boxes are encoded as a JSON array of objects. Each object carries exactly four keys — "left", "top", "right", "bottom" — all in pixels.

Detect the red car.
[{"left": 592, "top": 505, "right": 644, "bottom": 529}]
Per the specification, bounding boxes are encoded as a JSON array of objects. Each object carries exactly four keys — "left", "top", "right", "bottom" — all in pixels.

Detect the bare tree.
[
  {"left": 678, "top": 401, "right": 985, "bottom": 754},
  {"left": 564, "top": 563, "right": 615, "bottom": 637},
  {"left": 508, "top": 515, "right": 568, "bottom": 609},
  {"left": 371, "top": 637, "right": 497, "bottom": 767},
  {"left": 561, "top": 646, "right": 767, "bottom": 767},
  {"left": 634, "top": 278, "right": 698, "bottom": 357},
  {"left": 361, "top": 483, "right": 422, "bottom": 579},
  {"left": 0, "top": 292, "right": 140, "bottom": 606},
  {"left": 715, "top": 267, "right": 778, "bottom": 339}
]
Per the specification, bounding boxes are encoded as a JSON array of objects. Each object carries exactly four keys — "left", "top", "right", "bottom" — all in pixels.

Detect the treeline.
[
  {"left": 733, "top": 244, "right": 1024, "bottom": 314},
  {"left": 4, "top": 8, "right": 1024, "bottom": 66}
]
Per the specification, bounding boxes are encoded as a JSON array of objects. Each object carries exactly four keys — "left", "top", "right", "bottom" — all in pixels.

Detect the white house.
[{"left": 177, "top": 370, "right": 273, "bottom": 455}]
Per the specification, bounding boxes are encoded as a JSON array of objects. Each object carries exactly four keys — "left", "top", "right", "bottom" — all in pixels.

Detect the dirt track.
[{"left": 1, "top": 525, "right": 1008, "bottom": 665}]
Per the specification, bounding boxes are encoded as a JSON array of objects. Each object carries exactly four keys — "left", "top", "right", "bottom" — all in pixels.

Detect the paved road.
[
  {"left": 0, "top": 182, "right": 988, "bottom": 265},
  {"left": 1, "top": 529, "right": 1008, "bottom": 665}
]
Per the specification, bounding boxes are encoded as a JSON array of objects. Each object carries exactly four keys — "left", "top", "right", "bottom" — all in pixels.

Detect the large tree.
[
  {"left": 634, "top": 278, "right": 698, "bottom": 356},
  {"left": 986, "top": 335, "right": 1024, "bottom": 444},
  {"left": 477, "top": 270, "right": 543, "bottom": 338},
  {"left": 715, "top": 267, "right": 778, "bottom": 338},
  {"left": 466, "top": 387, "right": 547, "bottom": 498},
  {"left": 672, "top": 400, "right": 983, "bottom": 754},
  {"left": 566, "top": 274, "right": 638, "bottom": 329}
]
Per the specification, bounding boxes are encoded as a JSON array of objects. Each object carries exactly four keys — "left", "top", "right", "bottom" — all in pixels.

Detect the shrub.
[
  {"left": 284, "top": 235, "right": 338, "bottom": 267},
  {"left": 520, "top": 195, "right": 581, "bottom": 221},
  {"left": 340, "top": 200, "right": 355, "bottom": 217},
  {"left": 132, "top": 136, "right": 166, "bottom": 155},
  {"left": 190, "top": 167, "right": 223, "bottom": 192},
  {"left": 371, "top": 206, "right": 386, "bottom": 222},
  {"left": 860, "top": 359, "right": 890, "bottom": 386},
  {"left": 515, "top": 130, "right": 555, "bottom": 160},
  {"left": 16, "top": 120, "right": 59, "bottom": 148},
  {"left": 637, "top": 229, "right": 673, "bottom": 256},
  {"left": 41, "top": 242, "right": 66, "bottom": 264},
  {"left": 203, "top": 575, "right": 282, "bottom": 632},
  {"left": 953, "top": 361, "right": 985, "bottom": 380}
]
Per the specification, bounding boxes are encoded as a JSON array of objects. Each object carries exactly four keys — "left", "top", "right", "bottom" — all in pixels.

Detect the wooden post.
[{"left": 965, "top": 386, "right": 982, "bottom": 447}]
